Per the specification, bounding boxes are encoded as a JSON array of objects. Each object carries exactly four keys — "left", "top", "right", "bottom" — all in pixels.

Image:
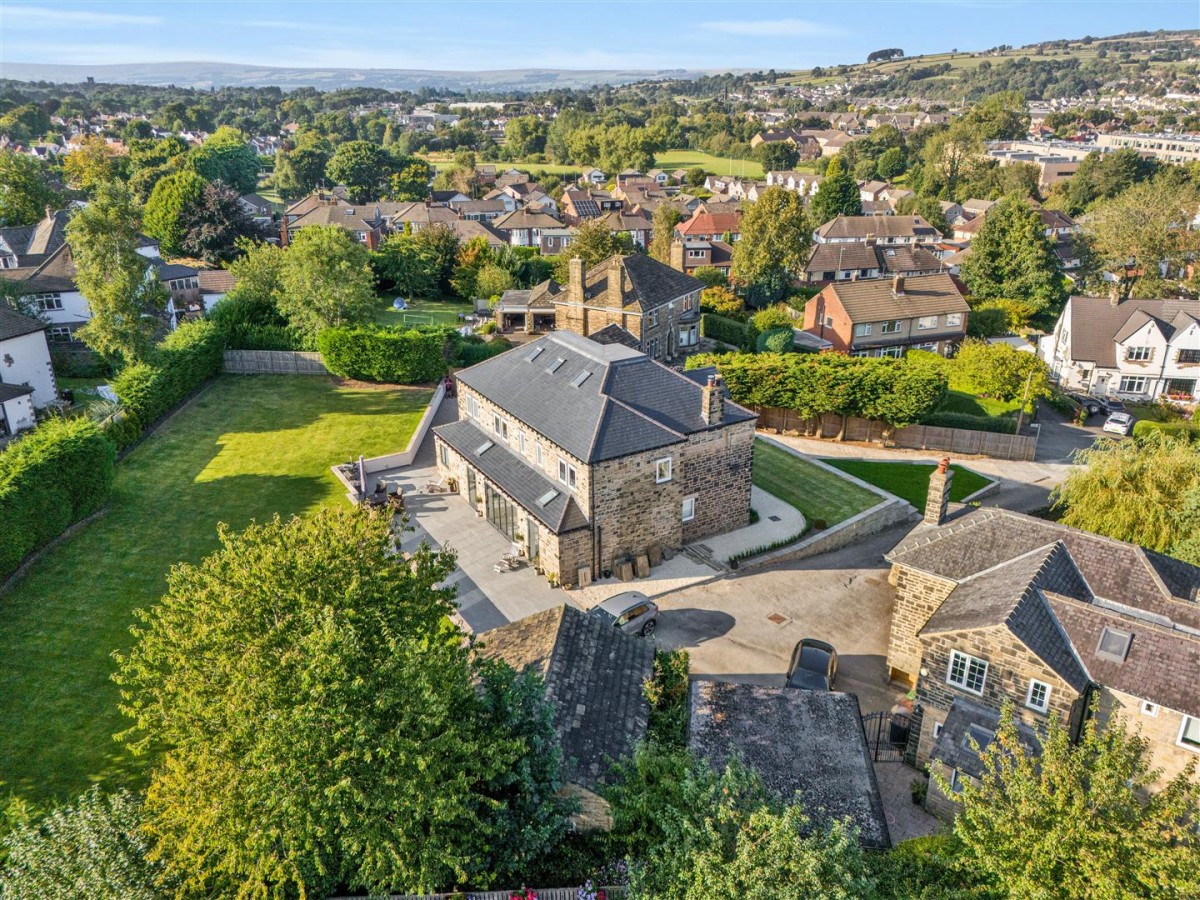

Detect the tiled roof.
[
  {"left": 688, "top": 681, "right": 891, "bottom": 849},
  {"left": 806, "top": 242, "right": 879, "bottom": 274},
  {"left": 1062, "top": 296, "right": 1200, "bottom": 368},
  {"left": 824, "top": 273, "right": 968, "bottom": 323},
  {"left": 0, "top": 307, "right": 46, "bottom": 341},
  {"left": 476, "top": 605, "right": 654, "bottom": 789},
  {"left": 0, "top": 383, "right": 34, "bottom": 402},
  {"left": 587, "top": 323, "right": 640, "bottom": 350},
  {"left": 197, "top": 269, "right": 237, "bottom": 293},
  {"left": 583, "top": 254, "right": 704, "bottom": 314},
  {"left": 877, "top": 245, "right": 945, "bottom": 275},
  {"left": 816, "top": 215, "right": 941, "bottom": 241},
  {"left": 677, "top": 211, "right": 741, "bottom": 236},
  {"left": 432, "top": 418, "right": 589, "bottom": 534},
  {"left": 493, "top": 207, "right": 564, "bottom": 231},
  {"left": 454, "top": 330, "right": 754, "bottom": 463}
]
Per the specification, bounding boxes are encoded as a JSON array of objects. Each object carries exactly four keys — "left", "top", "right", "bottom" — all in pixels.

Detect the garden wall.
[
  {"left": 753, "top": 406, "right": 1038, "bottom": 462},
  {"left": 223, "top": 350, "right": 329, "bottom": 375}
]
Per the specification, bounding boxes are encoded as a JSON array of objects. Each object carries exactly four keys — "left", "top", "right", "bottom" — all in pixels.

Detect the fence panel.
[{"left": 223, "top": 350, "right": 329, "bottom": 375}]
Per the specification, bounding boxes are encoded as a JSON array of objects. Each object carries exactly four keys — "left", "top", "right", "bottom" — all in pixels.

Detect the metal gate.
[{"left": 862, "top": 710, "right": 911, "bottom": 763}]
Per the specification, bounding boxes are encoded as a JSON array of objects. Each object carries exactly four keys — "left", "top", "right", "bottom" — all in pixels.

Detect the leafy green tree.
[
  {"left": 894, "top": 194, "right": 949, "bottom": 236},
  {"left": 449, "top": 236, "right": 493, "bottom": 299},
  {"left": 809, "top": 156, "right": 862, "bottom": 226},
  {"left": 958, "top": 91, "right": 1030, "bottom": 141},
  {"left": 554, "top": 219, "right": 635, "bottom": 279},
  {"left": 946, "top": 702, "right": 1200, "bottom": 899},
  {"left": 388, "top": 155, "right": 433, "bottom": 201},
  {"left": 412, "top": 223, "right": 461, "bottom": 294},
  {"left": 875, "top": 146, "right": 907, "bottom": 180},
  {"left": 0, "top": 151, "right": 62, "bottom": 226},
  {"left": 374, "top": 233, "right": 440, "bottom": 299},
  {"left": 700, "top": 286, "right": 743, "bottom": 318},
  {"left": 731, "top": 187, "right": 810, "bottom": 305},
  {"left": 326, "top": 140, "right": 396, "bottom": 203},
  {"left": 504, "top": 116, "right": 548, "bottom": 158},
  {"left": 1051, "top": 433, "right": 1200, "bottom": 564},
  {"left": 67, "top": 181, "right": 167, "bottom": 362},
  {"left": 143, "top": 168, "right": 207, "bottom": 258},
  {"left": 0, "top": 787, "right": 175, "bottom": 900},
  {"left": 951, "top": 338, "right": 1051, "bottom": 402},
  {"left": 272, "top": 134, "right": 331, "bottom": 199},
  {"left": 920, "top": 125, "right": 984, "bottom": 199},
  {"left": 958, "top": 195, "right": 1064, "bottom": 310},
  {"left": 476, "top": 263, "right": 515, "bottom": 301},
  {"left": 276, "top": 225, "right": 376, "bottom": 341},
  {"left": 649, "top": 204, "right": 683, "bottom": 264},
  {"left": 179, "top": 180, "right": 263, "bottom": 264},
  {"left": 755, "top": 141, "right": 799, "bottom": 172},
  {"left": 187, "top": 126, "right": 259, "bottom": 195},
  {"left": 113, "top": 508, "right": 565, "bottom": 896},
  {"left": 62, "top": 134, "right": 120, "bottom": 194},
  {"left": 692, "top": 266, "right": 728, "bottom": 289}
]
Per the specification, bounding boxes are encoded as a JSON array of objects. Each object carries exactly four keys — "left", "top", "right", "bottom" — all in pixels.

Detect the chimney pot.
[{"left": 893, "top": 275, "right": 905, "bottom": 295}]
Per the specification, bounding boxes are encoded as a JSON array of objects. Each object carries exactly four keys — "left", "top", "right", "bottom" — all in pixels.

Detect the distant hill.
[{"left": 0, "top": 61, "right": 719, "bottom": 92}]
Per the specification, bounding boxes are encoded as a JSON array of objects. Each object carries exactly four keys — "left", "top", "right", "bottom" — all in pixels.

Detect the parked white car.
[{"left": 1102, "top": 412, "right": 1134, "bottom": 435}]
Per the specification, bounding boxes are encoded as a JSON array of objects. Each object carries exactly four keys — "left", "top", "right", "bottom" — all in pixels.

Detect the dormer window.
[{"left": 1096, "top": 627, "right": 1132, "bottom": 663}]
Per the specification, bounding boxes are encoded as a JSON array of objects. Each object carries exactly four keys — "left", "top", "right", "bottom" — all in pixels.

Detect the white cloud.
[
  {"left": 699, "top": 18, "right": 845, "bottom": 38},
  {"left": 1, "top": 4, "right": 162, "bottom": 27}
]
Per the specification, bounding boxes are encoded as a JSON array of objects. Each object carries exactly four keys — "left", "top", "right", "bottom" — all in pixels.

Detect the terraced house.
[
  {"left": 884, "top": 505, "right": 1200, "bottom": 819},
  {"left": 433, "top": 331, "right": 756, "bottom": 588}
]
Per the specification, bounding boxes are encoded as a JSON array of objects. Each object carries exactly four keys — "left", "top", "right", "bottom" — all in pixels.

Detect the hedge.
[
  {"left": 1132, "top": 420, "right": 1200, "bottom": 441},
  {"left": 701, "top": 313, "right": 757, "bottom": 351},
  {"left": 111, "top": 320, "right": 225, "bottom": 439},
  {"left": 455, "top": 337, "right": 513, "bottom": 367},
  {"left": 921, "top": 411, "right": 1018, "bottom": 434},
  {"left": 756, "top": 326, "right": 794, "bottom": 354},
  {"left": 318, "top": 326, "right": 448, "bottom": 383},
  {"left": 223, "top": 322, "right": 302, "bottom": 351},
  {"left": 0, "top": 416, "right": 116, "bottom": 579}
]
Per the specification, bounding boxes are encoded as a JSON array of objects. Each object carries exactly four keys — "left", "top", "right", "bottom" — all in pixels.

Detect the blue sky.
[{"left": 1, "top": 1, "right": 1197, "bottom": 71}]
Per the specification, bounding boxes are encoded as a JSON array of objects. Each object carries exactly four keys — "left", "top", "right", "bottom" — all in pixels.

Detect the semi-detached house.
[{"left": 433, "top": 331, "right": 756, "bottom": 589}]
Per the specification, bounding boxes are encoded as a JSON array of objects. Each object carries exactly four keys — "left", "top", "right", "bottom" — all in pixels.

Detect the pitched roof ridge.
[
  {"left": 887, "top": 507, "right": 1008, "bottom": 564},
  {"left": 1019, "top": 586, "right": 1094, "bottom": 682},
  {"left": 954, "top": 540, "right": 1062, "bottom": 586}
]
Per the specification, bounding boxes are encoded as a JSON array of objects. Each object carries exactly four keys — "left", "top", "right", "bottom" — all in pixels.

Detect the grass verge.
[{"left": 752, "top": 439, "right": 880, "bottom": 527}]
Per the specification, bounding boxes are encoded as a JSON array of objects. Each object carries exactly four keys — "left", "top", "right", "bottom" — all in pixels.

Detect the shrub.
[
  {"left": 50, "top": 350, "right": 112, "bottom": 379},
  {"left": 318, "top": 326, "right": 448, "bottom": 383},
  {"left": 756, "top": 326, "right": 794, "bottom": 354},
  {"left": 0, "top": 416, "right": 116, "bottom": 579},
  {"left": 1043, "top": 390, "right": 1078, "bottom": 417},
  {"left": 222, "top": 322, "right": 302, "bottom": 351},
  {"left": 456, "top": 336, "right": 513, "bottom": 367},
  {"left": 966, "top": 304, "right": 1010, "bottom": 338},
  {"left": 1132, "top": 420, "right": 1200, "bottom": 441},
  {"left": 477, "top": 321, "right": 497, "bottom": 335},
  {"left": 701, "top": 313, "right": 756, "bottom": 351},
  {"left": 693, "top": 267, "right": 729, "bottom": 289},
  {"left": 111, "top": 320, "right": 225, "bottom": 434},
  {"left": 922, "top": 411, "right": 1018, "bottom": 434},
  {"left": 644, "top": 650, "right": 690, "bottom": 749},
  {"left": 700, "top": 285, "right": 744, "bottom": 318},
  {"left": 750, "top": 304, "right": 795, "bottom": 333}
]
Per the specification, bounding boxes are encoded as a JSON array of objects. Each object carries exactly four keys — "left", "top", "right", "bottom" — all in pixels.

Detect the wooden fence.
[
  {"left": 753, "top": 406, "right": 1038, "bottom": 462},
  {"left": 223, "top": 350, "right": 329, "bottom": 375}
]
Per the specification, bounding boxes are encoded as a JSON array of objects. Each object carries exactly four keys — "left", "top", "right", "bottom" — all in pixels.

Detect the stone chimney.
[
  {"left": 669, "top": 239, "right": 685, "bottom": 273},
  {"left": 567, "top": 256, "right": 585, "bottom": 305},
  {"left": 605, "top": 255, "right": 625, "bottom": 308},
  {"left": 924, "top": 457, "right": 953, "bottom": 525},
  {"left": 702, "top": 374, "right": 724, "bottom": 426},
  {"left": 1109, "top": 279, "right": 1121, "bottom": 307},
  {"left": 892, "top": 275, "right": 905, "bottom": 296}
]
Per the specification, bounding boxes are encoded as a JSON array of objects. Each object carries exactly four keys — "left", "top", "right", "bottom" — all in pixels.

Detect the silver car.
[{"left": 589, "top": 591, "right": 659, "bottom": 636}]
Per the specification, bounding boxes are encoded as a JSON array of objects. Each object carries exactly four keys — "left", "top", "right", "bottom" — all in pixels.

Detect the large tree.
[
  {"left": 958, "top": 195, "right": 1065, "bottom": 310},
  {"left": 1051, "top": 433, "right": 1200, "bottom": 564},
  {"left": 649, "top": 204, "right": 683, "bottom": 264},
  {"left": 62, "top": 134, "right": 120, "bottom": 194},
  {"left": 0, "top": 151, "right": 62, "bottom": 226},
  {"left": 388, "top": 154, "right": 434, "bottom": 201},
  {"left": 946, "top": 702, "right": 1200, "bottom": 899},
  {"left": 276, "top": 225, "right": 376, "bottom": 341},
  {"left": 809, "top": 156, "right": 862, "bottom": 226},
  {"left": 919, "top": 125, "right": 984, "bottom": 199},
  {"left": 143, "top": 168, "right": 208, "bottom": 258},
  {"left": 113, "top": 508, "right": 570, "bottom": 897},
  {"left": 755, "top": 140, "right": 800, "bottom": 173},
  {"left": 179, "top": 179, "right": 263, "bottom": 264},
  {"left": 66, "top": 181, "right": 167, "bottom": 361},
  {"left": 325, "top": 141, "right": 396, "bottom": 203},
  {"left": 731, "top": 186, "right": 810, "bottom": 306},
  {"left": 272, "top": 134, "right": 331, "bottom": 199},
  {"left": 187, "top": 126, "right": 259, "bottom": 195}
]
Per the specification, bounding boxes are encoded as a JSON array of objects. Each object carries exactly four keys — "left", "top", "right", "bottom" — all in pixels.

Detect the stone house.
[
  {"left": 669, "top": 238, "right": 734, "bottom": 278},
  {"left": 884, "top": 491, "right": 1200, "bottom": 819},
  {"left": 432, "top": 330, "right": 756, "bottom": 588}
]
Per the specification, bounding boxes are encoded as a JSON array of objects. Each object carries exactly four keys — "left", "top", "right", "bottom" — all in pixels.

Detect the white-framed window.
[
  {"left": 687, "top": 249, "right": 705, "bottom": 259},
  {"left": 1117, "top": 376, "right": 1149, "bottom": 394},
  {"left": 948, "top": 768, "right": 965, "bottom": 793},
  {"left": 933, "top": 721, "right": 944, "bottom": 739},
  {"left": 823, "top": 315, "right": 833, "bottom": 327},
  {"left": 879, "top": 346, "right": 903, "bottom": 359},
  {"left": 946, "top": 313, "right": 963, "bottom": 327},
  {"left": 1125, "top": 346, "right": 1151, "bottom": 362},
  {"left": 557, "top": 457, "right": 577, "bottom": 490},
  {"left": 853, "top": 323, "right": 872, "bottom": 337},
  {"left": 1178, "top": 715, "right": 1200, "bottom": 753},
  {"left": 655, "top": 457, "right": 673, "bottom": 483},
  {"left": 682, "top": 496, "right": 696, "bottom": 522},
  {"left": 535, "top": 443, "right": 543, "bottom": 466},
  {"left": 1025, "top": 679, "right": 1051, "bottom": 713},
  {"left": 465, "top": 395, "right": 478, "bottom": 420},
  {"left": 680, "top": 325, "right": 698, "bottom": 347},
  {"left": 32, "top": 293, "right": 63, "bottom": 311},
  {"left": 517, "top": 431, "right": 526, "bottom": 454},
  {"left": 492, "top": 413, "right": 508, "bottom": 441},
  {"left": 947, "top": 650, "right": 988, "bottom": 695},
  {"left": 917, "top": 315, "right": 939, "bottom": 330},
  {"left": 48, "top": 325, "right": 73, "bottom": 342},
  {"left": 881, "top": 320, "right": 902, "bottom": 334},
  {"left": 1178, "top": 349, "right": 1200, "bottom": 364},
  {"left": 1141, "top": 701, "right": 1159, "bottom": 717},
  {"left": 437, "top": 443, "right": 449, "bottom": 467},
  {"left": 648, "top": 310, "right": 659, "bottom": 327}
]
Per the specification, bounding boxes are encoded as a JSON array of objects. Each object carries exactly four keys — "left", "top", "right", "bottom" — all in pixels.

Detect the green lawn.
[
  {"left": 654, "top": 149, "right": 764, "bottom": 179},
  {"left": 0, "top": 375, "right": 431, "bottom": 807},
  {"left": 752, "top": 439, "right": 880, "bottom": 527},
  {"left": 936, "top": 389, "right": 1022, "bottom": 418},
  {"left": 824, "top": 460, "right": 993, "bottom": 509},
  {"left": 372, "top": 295, "right": 475, "bottom": 328},
  {"left": 56, "top": 377, "right": 108, "bottom": 414}
]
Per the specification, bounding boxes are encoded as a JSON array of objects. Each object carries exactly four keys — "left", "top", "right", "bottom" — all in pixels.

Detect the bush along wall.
[
  {"left": 0, "top": 416, "right": 116, "bottom": 579},
  {"left": 318, "top": 326, "right": 448, "bottom": 384},
  {"left": 701, "top": 313, "right": 757, "bottom": 351}
]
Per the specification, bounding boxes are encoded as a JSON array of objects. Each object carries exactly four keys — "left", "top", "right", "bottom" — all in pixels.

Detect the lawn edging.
[{"left": 331, "top": 381, "right": 444, "bottom": 498}]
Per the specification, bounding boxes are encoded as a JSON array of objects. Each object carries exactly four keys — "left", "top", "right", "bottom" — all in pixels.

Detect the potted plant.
[{"left": 910, "top": 776, "right": 927, "bottom": 805}]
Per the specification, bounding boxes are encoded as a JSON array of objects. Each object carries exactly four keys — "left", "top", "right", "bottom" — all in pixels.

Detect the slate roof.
[
  {"left": 932, "top": 698, "right": 1041, "bottom": 780},
  {"left": 806, "top": 242, "right": 880, "bottom": 275},
  {"left": 433, "top": 418, "right": 589, "bottom": 534},
  {"left": 816, "top": 215, "right": 942, "bottom": 242},
  {"left": 0, "top": 307, "right": 46, "bottom": 341},
  {"left": 877, "top": 245, "right": 946, "bottom": 275},
  {"left": 475, "top": 605, "right": 654, "bottom": 789},
  {"left": 587, "top": 323, "right": 641, "bottom": 350},
  {"left": 581, "top": 254, "right": 705, "bottom": 313},
  {"left": 493, "top": 207, "right": 564, "bottom": 231},
  {"left": 0, "top": 383, "right": 34, "bottom": 402},
  {"left": 888, "top": 508, "right": 1200, "bottom": 715},
  {"left": 1061, "top": 296, "right": 1200, "bottom": 368},
  {"left": 688, "top": 681, "right": 891, "bottom": 849},
  {"left": 824, "top": 273, "right": 968, "bottom": 322},
  {"left": 453, "top": 330, "right": 754, "bottom": 464},
  {"left": 445, "top": 219, "right": 506, "bottom": 248}
]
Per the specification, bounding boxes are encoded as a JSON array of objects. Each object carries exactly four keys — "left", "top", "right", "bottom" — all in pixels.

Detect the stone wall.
[
  {"left": 553, "top": 299, "right": 643, "bottom": 348},
  {"left": 886, "top": 565, "right": 956, "bottom": 686},
  {"left": 1097, "top": 687, "right": 1200, "bottom": 786},
  {"left": 681, "top": 420, "right": 755, "bottom": 542},
  {"left": 591, "top": 445, "right": 685, "bottom": 574}
]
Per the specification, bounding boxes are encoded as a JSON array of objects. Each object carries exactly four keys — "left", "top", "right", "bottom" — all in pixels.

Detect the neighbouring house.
[
  {"left": 0, "top": 308, "right": 56, "bottom": 434},
  {"left": 803, "top": 242, "right": 947, "bottom": 284},
  {"left": 237, "top": 193, "right": 274, "bottom": 223},
  {"left": 282, "top": 198, "right": 393, "bottom": 248},
  {"left": 474, "top": 604, "right": 655, "bottom": 829},
  {"left": 689, "top": 680, "right": 892, "bottom": 848},
  {"left": 429, "top": 189, "right": 471, "bottom": 207},
  {"left": 813, "top": 215, "right": 943, "bottom": 246},
  {"left": 433, "top": 330, "right": 756, "bottom": 588},
  {"left": 537, "top": 227, "right": 576, "bottom": 256},
  {"left": 197, "top": 269, "right": 237, "bottom": 314},
  {"left": 491, "top": 206, "right": 565, "bottom": 247},
  {"left": 669, "top": 238, "right": 734, "bottom": 278},
  {"left": 559, "top": 189, "right": 622, "bottom": 225},
  {"left": 600, "top": 210, "right": 653, "bottom": 248},
  {"left": 675, "top": 210, "right": 742, "bottom": 243},
  {"left": 450, "top": 198, "right": 508, "bottom": 222},
  {"left": 885, "top": 500, "right": 1200, "bottom": 819},
  {"left": 1040, "top": 294, "right": 1200, "bottom": 402},
  {"left": 581, "top": 168, "right": 606, "bottom": 185},
  {"left": 646, "top": 168, "right": 669, "bottom": 186},
  {"left": 493, "top": 279, "right": 561, "bottom": 332},
  {"left": 445, "top": 218, "right": 508, "bottom": 250},
  {"left": 803, "top": 273, "right": 969, "bottom": 357}
]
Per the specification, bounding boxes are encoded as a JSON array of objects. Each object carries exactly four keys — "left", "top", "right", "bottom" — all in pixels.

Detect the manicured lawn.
[
  {"left": 0, "top": 375, "right": 431, "bottom": 807},
  {"left": 372, "top": 294, "right": 475, "bottom": 328},
  {"left": 935, "top": 389, "right": 1022, "bottom": 419},
  {"left": 654, "top": 149, "right": 764, "bottom": 179},
  {"left": 824, "top": 460, "right": 993, "bottom": 509},
  {"left": 752, "top": 439, "right": 880, "bottom": 527}
]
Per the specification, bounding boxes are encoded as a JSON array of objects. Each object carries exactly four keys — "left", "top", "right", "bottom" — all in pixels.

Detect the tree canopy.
[
  {"left": 325, "top": 140, "right": 395, "bottom": 203},
  {"left": 187, "top": 127, "right": 259, "bottom": 195},
  {"left": 275, "top": 225, "right": 377, "bottom": 341},
  {"left": 731, "top": 186, "right": 810, "bottom": 306},
  {"left": 143, "top": 168, "right": 207, "bottom": 258},
  {"left": 958, "top": 195, "right": 1065, "bottom": 310},
  {"left": 0, "top": 151, "right": 61, "bottom": 227},
  {"left": 809, "top": 156, "right": 862, "bottom": 225}
]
